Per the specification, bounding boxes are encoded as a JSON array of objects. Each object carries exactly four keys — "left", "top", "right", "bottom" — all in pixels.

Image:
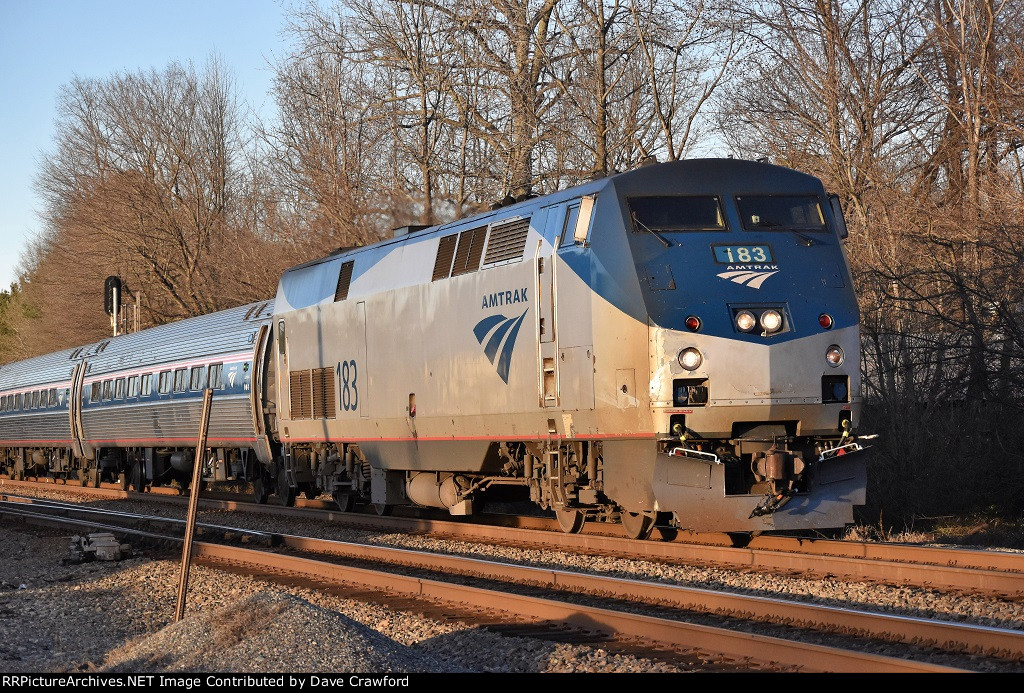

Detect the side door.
[{"left": 552, "top": 196, "right": 597, "bottom": 412}]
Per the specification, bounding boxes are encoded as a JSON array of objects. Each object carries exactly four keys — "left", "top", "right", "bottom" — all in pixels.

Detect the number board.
[{"left": 712, "top": 244, "right": 774, "bottom": 264}]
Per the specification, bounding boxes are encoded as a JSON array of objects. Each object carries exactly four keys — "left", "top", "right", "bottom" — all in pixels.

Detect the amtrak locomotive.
[{"left": 0, "top": 159, "right": 868, "bottom": 538}]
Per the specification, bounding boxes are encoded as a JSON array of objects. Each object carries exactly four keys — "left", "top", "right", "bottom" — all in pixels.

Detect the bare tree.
[
  {"left": 347, "top": 0, "right": 463, "bottom": 224},
  {"left": 542, "top": 0, "right": 658, "bottom": 180},
  {"left": 266, "top": 8, "right": 390, "bottom": 250},
  {"left": 630, "top": 0, "right": 738, "bottom": 161},
  {"left": 912, "top": 0, "right": 1023, "bottom": 211},
  {"left": 720, "top": 0, "right": 930, "bottom": 225},
  {"left": 423, "top": 0, "right": 560, "bottom": 198},
  {"left": 33, "top": 58, "right": 266, "bottom": 325}
]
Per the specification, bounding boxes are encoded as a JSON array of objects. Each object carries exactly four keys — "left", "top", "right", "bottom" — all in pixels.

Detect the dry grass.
[
  {"left": 844, "top": 524, "right": 934, "bottom": 544},
  {"left": 845, "top": 514, "right": 1024, "bottom": 549}
]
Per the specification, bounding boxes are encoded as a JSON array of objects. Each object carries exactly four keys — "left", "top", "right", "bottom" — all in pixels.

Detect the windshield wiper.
[
  {"left": 791, "top": 230, "right": 816, "bottom": 246},
  {"left": 632, "top": 214, "right": 673, "bottom": 247},
  {"left": 755, "top": 219, "right": 815, "bottom": 246}
]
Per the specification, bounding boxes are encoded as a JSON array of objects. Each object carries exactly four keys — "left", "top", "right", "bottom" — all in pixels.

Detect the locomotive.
[{"left": 0, "top": 159, "right": 868, "bottom": 538}]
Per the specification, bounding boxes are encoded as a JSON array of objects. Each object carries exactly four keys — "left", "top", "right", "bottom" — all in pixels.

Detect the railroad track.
[
  {"left": 2, "top": 493, "right": 1020, "bottom": 672},
  {"left": 4, "top": 476, "right": 1023, "bottom": 599}
]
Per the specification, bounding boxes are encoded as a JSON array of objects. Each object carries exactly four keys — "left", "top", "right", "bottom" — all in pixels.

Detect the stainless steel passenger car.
[
  {"left": 0, "top": 348, "right": 78, "bottom": 480},
  {"left": 0, "top": 301, "right": 276, "bottom": 489}
]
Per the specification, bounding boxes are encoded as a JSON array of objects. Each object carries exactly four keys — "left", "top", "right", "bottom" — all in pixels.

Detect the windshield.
[
  {"left": 629, "top": 196, "right": 726, "bottom": 232},
  {"left": 736, "top": 195, "right": 826, "bottom": 231}
]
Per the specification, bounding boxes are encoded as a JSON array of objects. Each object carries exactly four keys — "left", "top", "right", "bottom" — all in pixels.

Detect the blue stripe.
[
  {"left": 483, "top": 317, "right": 517, "bottom": 364},
  {"left": 495, "top": 311, "right": 528, "bottom": 383},
  {"left": 473, "top": 314, "right": 507, "bottom": 344}
]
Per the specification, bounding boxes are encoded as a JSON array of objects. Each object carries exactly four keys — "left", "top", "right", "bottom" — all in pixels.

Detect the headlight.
[
  {"left": 678, "top": 347, "right": 703, "bottom": 371},
  {"left": 826, "top": 345, "right": 844, "bottom": 367},
  {"left": 735, "top": 310, "right": 756, "bottom": 332},
  {"left": 760, "top": 309, "right": 783, "bottom": 333}
]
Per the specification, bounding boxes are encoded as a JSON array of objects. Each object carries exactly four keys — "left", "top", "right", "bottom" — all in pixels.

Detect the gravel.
[
  {"left": 100, "top": 591, "right": 456, "bottom": 673},
  {"left": 0, "top": 524, "right": 696, "bottom": 673},
  {"left": 4, "top": 484, "right": 1023, "bottom": 672},
  {"left": 62, "top": 490, "right": 1024, "bottom": 630}
]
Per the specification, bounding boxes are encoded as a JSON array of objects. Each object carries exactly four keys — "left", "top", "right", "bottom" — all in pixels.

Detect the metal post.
[{"left": 174, "top": 388, "right": 213, "bottom": 622}]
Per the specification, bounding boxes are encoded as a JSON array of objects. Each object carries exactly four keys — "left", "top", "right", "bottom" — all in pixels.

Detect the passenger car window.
[
  {"left": 173, "top": 368, "right": 188, "bottom": 393},
  {"left": 190, "top": 366, "right": 205, "bottom": 390},
  {"left": 141, "top": 374, "right": 152, "bottom": 397},
  {"left": 102, "top": 380, "right": 112, "bottom": 401},
  {"left": 48, "top": 388, "right": 57, "bottom": 406},
  {"left": 114, "top": 378, "right": 126, "bottom": 399},
  {"left": 91, "top": 383, "right": 101, "bottom": 402},
  {"left": 158, "top": 371, "right": 172, "bottom": 395},
  {"left": 208, "top": 363, "right": 224, "bottom": 390},
  {"left": 128, "top": 376, "right": 139, "bottom": 398}
]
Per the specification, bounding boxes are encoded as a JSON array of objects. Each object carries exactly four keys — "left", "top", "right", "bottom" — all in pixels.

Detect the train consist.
[{"left": 0, "top": 159, "right": 868, "bottom": 537}]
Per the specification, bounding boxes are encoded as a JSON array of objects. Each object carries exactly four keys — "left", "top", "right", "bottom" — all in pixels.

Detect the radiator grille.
[
  {"left": 311, "top": 366, "right": 336, "bottom": 419},
  {"left": 289, "top": 370, "right": 312, "bottom": 419},
  {"left": 483, "top": 217, "right": 530, "bottom": 265},
  {"left": 452, "top": 226, "right": 487, "bottom": 276},
  {"left": 432, "top": 235, "right": 458, "bottom": 281}
]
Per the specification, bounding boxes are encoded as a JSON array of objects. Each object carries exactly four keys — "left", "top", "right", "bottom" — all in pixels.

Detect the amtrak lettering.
[
  {"left": 716, "top": 266, "right": 780, "bottom": 289},
  {"left": 481, "top": 287, "right": 529, "bottom": 309}
]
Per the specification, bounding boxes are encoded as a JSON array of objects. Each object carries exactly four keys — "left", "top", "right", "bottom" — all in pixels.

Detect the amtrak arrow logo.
[
  {"left": 473, "top": 309, "right": 529, "bottom": 384},
  {"left": 716, "top": 269, "right": 779, "bottom": 289}
]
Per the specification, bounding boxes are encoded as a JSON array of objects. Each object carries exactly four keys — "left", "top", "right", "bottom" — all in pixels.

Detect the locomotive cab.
[{"left": 607, "top": 160, "right": 867, "bottom": 531}]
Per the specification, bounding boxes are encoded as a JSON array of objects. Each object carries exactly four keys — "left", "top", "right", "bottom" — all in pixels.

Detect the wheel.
[
  {"left": 253, "top": 474, "right": 270, "bottom": 504},
  {"left": 332, "top": 490, "right": 355, "bottom": 512},
  {"left": 373, "top": 503, "right": 392, "bottom": 516},
  {"left": 620, "top": 510, "right": 656, "bottom": 540},
  {"left": 276, "top": 468, "right": 296, "bottom": 507},
  {"left": 554, "top": 506, "right": 586, "bottom": 534},
  {"left": 129, "top": 462, "right": 146, "bottom": 492}
]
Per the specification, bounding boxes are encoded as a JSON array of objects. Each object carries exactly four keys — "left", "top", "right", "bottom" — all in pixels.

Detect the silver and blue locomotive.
[{"left": 0, "top": 159, "right": 868, "bottom": 538}]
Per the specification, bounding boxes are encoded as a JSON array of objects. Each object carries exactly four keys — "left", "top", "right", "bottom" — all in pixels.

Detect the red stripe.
[
  {"left": 0, "top": 439, "right": 73, "bottom": 445},
  {"left": 1, "top": 437, "right": 255, "bottom": 447},
  {"left": 284, "top": 432, "right": 655, "bottom": 443},
  {"left": 84, "top": 437, "right": 258, "bottom": 444}
]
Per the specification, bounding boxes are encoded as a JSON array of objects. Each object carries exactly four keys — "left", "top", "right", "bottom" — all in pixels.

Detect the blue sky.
[{"left": 0, "top": 0, "right": 293, "bottom": 292}]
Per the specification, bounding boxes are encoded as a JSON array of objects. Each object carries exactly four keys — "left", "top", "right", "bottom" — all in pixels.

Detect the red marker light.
[
  {"left": 685, "top": 315, "right": 701, "bottom": 331},
  {"left": 819, "top": 313, "right": 834, "bottom": 329}
]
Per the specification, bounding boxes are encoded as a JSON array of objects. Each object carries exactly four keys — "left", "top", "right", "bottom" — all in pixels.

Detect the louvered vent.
[
  {"left": 311, "top": 366, "right": 336, "bottom": 419},
  {"left": 452, "top": 226, "right": 487, "bottom": 276},
  {"left": 432, "top": 235, "right": 458, "bottom": 280},
  {"left": 289, "top": 370, "right": 313, "bottom": 419},
  {"left": 334, "top": 261, "right": 354, "bottom": 301},
  {"left": 483, "top": 217, "right": 531, "bottom": 265}
]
